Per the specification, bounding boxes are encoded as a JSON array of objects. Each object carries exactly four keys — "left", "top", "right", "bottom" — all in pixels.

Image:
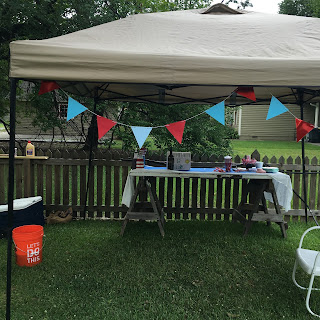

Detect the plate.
[
  {"left": 262, "top": 167, "right": 279, "bottom": 173},
  {"left": 235, "top": 168, "right": 247, "bottom": 172}
]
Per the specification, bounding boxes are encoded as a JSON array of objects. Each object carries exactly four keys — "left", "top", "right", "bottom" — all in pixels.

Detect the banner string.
[
  {"left": 59, "top": 87, "right": 304, "bottom": 130},
  {"left": 62, "top": 90, "right": 233, "bottom": 129},
  {"left": 41, "top": 83, "right": 316, "bottom": 144}
]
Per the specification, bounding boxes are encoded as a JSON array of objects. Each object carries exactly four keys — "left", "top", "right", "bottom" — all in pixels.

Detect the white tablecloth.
[
  {"left": 263, "top": 172, "right": 293, "bottom": 212},
  {"left": 122, "top": 167, "right": 293, "bottom": 212}
]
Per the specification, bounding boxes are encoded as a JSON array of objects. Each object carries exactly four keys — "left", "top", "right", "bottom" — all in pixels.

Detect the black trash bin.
[{"left": 308, "top": 128, "right": 320, "bottom": 143}]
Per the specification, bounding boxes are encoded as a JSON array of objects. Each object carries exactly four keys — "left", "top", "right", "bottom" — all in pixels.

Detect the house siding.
[
  {"left": 11, "top": 103, "right": 91, "bottom": 142},
  {"left": 238, "top": 104, "right": 317, "bottom": 141}
]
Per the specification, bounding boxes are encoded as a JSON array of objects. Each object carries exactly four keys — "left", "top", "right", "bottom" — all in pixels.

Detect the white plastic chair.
[{"left": 293, "top": 226, "right": 320, "bottom": 317}]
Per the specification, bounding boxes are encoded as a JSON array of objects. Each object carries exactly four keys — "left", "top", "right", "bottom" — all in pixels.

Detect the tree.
[
  {"left": 279, "top": 0, "right": 320, "bottom": 17},
  {"left": 311, "top": 0, "right": 320, "bottom": 16},
  {"left": 0, "top": 0, "right": 142, "bottom": 143},
  {"left": 1, "top": 0, "right": 248, "bottom": 154},
  {"left": 108, "top": 102, "right": 237, "bottom": 156},
  {"left": 221, "top": 0, "right": 252, "bottom": 9}
]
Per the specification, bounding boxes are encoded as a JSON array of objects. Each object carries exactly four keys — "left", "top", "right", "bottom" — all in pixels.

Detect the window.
[
  {"left": 58, "top": 104, "right": 68, "bottom": 119},
  {"left": 232, "top": 110, "right": 238, "bottom": 126}
]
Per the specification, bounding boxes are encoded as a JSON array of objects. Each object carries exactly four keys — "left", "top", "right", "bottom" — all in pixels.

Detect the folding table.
[{"left": 121, "top": 166, "right": 292, "bottom": 237}]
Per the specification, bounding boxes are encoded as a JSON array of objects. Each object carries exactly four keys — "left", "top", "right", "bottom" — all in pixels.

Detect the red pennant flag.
[
  {"left": 296, "top": 118, "right": 314, "bottom": 142},
  {"left": 165, "top": 120, "right": 186, "bottom": 144},
  {"left": 97, "top": 116, "right": 117, "bottom": 140},
  {"left": 38, "top": 81, "right": 60, "bottom": 95},
  {"left": 236, "top": 87, "right": 256, "bottom": 101}
]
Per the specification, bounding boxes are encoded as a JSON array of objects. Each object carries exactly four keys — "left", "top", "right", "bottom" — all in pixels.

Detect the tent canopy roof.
[{"left": 9, "top": 3, "right": 320, "bottom": 104}]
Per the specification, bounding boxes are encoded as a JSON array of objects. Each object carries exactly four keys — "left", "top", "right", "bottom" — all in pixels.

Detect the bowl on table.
[{"left": 262, "top": 167, "right": 279, "bottom": 173}]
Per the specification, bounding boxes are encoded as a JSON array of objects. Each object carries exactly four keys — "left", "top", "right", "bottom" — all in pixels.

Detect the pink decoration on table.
[{"left": 241, "top": 157, "right": 256, "bottom": 166}]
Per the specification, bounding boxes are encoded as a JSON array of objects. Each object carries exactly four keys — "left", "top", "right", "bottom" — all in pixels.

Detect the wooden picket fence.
[{"left": 0, "top": 147, "right": 319, "bottom": 221}]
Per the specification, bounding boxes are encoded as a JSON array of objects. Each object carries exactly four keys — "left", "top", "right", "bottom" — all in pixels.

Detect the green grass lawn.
[
  {"left": 1, "top": 220, "right": 319, "bottom": 319},
  {"left": 231, "top": 140, "right": 320, "bottom": 161}
]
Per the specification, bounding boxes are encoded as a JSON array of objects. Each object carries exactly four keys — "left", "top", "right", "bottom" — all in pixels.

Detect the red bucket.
[{"left": 12, "top": 225, "right": 44, "bottom": 267}]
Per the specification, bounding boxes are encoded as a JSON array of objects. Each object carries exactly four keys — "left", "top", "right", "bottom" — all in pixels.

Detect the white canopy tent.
[
  {"left": 5, "top": 3, "right": 320, "bottom": 318},
  {"left": 9, "top": 3, "right": 320, "bottom": 104}
]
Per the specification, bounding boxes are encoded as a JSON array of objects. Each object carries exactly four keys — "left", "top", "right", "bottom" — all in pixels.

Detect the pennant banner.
[
  {"left": 165, "top": 120, "right": 186, "bottom": 144},
  {"left": 38, "top": 84, "right": 310, "bottom": 145},
  {"left": 131, "top": 126, "right": 152, "bottom": 148},
  {"left": 296, "top": 118, "right": 314, "bottom": 142},
  {"left": 97, "top": 116, "right": 117, "bottom": 140},
  {"left": 38, "top": 81, "right": 60, "bottom": 95},
  {"left": 67, "top": 97, "right": 88, "bottom": 121},
  {"left": 266, "top": 96, "right": 289, "bottom": 120},
  {"left": 205, "top": 101, "right": 225, "bottom": 125},
  {"left": 236, "top": 86, "right": 256, "bottom": 101}
]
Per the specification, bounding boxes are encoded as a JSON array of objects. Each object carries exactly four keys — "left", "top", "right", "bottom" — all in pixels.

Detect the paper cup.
[
  {"left": 224, "top": 156, "right": 232, "bottom": 172},
  {"left": 255, "top": 161, "right": 263, "bottom": 169}
]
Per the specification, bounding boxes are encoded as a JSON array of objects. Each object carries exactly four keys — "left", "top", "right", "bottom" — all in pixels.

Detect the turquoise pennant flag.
[
  {"left": 205, "top": 101, "right": 225, "bottom": 125},
  {"left": 67, "top": 97, "right": 88, "bottom": 121},
  {"left": 131, "top": 126, "right": 152, "bottom": 148},
  {"left": 266, "top": 96, "right": 289, "bottom": 120}
]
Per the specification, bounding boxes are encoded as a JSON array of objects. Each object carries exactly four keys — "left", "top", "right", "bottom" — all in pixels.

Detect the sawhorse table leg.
[
  {"left": 120, "top": 177, "right": 165, "bottom": 237},
  {"left": 267, "top": 181, "right": 287, "bottom": 238},
  {"left": 233, "top": 179, "right": 287, "bottom": 238}
]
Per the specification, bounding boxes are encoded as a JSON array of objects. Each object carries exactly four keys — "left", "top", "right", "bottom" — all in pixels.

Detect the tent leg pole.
[
  {"left": 83, "top": 96, "right": 98, "bottom": 219},
  {"left": 301, "top": 137, "right": 308, "bottom": 223},
  {"left": 83, "top": 142, "right": 93, "bottom": 219},
  {"left": 6, "top": 78, "right": 17, "bottom": 320},
  {"left": 298, "top": 89, "right": 308, "bottom": 224}
]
